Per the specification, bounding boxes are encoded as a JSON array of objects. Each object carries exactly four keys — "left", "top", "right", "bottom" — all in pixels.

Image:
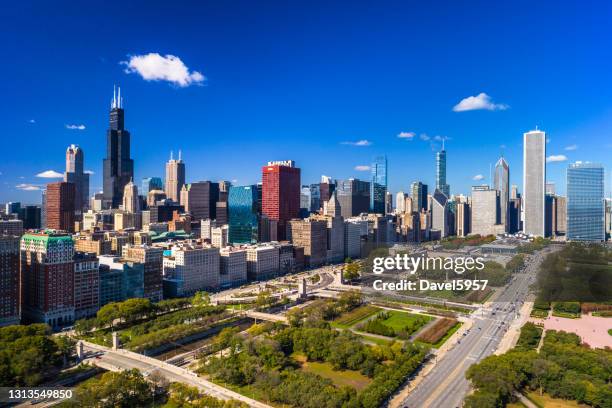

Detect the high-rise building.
[
  {"left": 219, "top": 247, "right": 247, "bottom": 287},
  {"left": 0, "top": 236, "right": 20, "bottom": 327},
  {"left": 511, "top": 184, "right": 519, "bottom": 200},
  {"left": 344, "top": 218, "right": 368, "bottom": 258},
  {"left": 523, "top": 129, "right": 546, "bottom": 236},
  {"left": 0, "top": 219, "right": 23, "bottom": 236},
  {"left": 64, "top": 144, "right": 89, "bottom": 212},
  {"left": 319, "top": 193, "right": 345, "bottom": 263},
  {"left": 567, "top": 162, "right": 605, "bottom": 241},
  {"left": 555, "top": 196, "right": 567, "bottom": 235},
  {"left": 411, "top": 181, "right": 428, "bottom": 212},
  {"left": 309, "top": 183, "right": 321, "bottom": 212},
  {"left": 395, "top": 191, "right": 407, "bottom": 213},
  {"left": 122, "top": 179, "right": 139, "bottom": 213},
  {"left": 46, "top": 181, "right": 76, "bottom": 232},
  {"left": 162, "top": 242, "right": 220, "bottom": 296},
  {"left": 471, "top": 185, "right": 504, "bottom": 236},
  {"left": 430, "top": 189, "right": 450, "bottom": 238},
  {"left": 20, "top": 231, "right": 75, "bottom": 327},
  {"left": 180, "top": 181, "right": 220, "bottom": 221},
  {"left": 336, "top": 178, "right": 370, "bottom": 218},
  {"left": 456, "top": 202, "right": 470, "bottom": 237},
  {"left": 246, "top": 243, "right": 279, "bottom": 281},
  {"left": 300, "top": 186, "right": 311, "bottom": 215},
  {"left": 228, "top": 185, "right": 259, "bottom": 244},
  {"left": 165, "top": 151, "right": 186, "bottom": 203},
  {"left": 287, "top": 219, "right": 328, "bottom": 267},
  {"left": 211, "top": 225, "right": 229, "bottom": 248},
  {"left": 545, "top": 182, "right": 556, "bottom": 195},
  {"left": 21, "top": 205, "right": 41, "bottom": 229},
  {"left": 98, "top": 255, "right": 144, "bottom": 304},
  {"left": 370, "top": 155, "right": 388, "bottom": 213},
  {"left": 123, "top": 244, "right": 164, "bottom": 302},
  {"left": 5, "top": 202, "right": 21, "bottom": 216},
  {"left": 141, "top": 177, "right": 163, "bottom": 196},
  {"left": 73, "top": 252, "right": 99, "bottom": 320},
  {"left": 385, "top": 191, "right": 393, "bottom": 214},
  {"left": 319, "top": 176, "right": 336, "bottom": 204},
  {"left": 436, "top": 144, "right": 450, "bottom": 197},
  {"left": 261, "top": 160, "right": 300, "bottom": 240},
  {"left": 494, "top": 156, "right": 510, "bottom": 231},
  {"left": 103, "top": 86, "right": 134, "bottom": 209}
]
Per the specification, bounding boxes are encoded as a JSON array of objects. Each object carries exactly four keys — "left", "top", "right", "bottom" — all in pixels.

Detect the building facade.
[
  {"left": 165, "top": 151, "right": 186, "bottom": 203},
  {"left": 523, "top": 129, "right": 546, "bottom": 236},
  {"left": 567, "top": 162, "right": 605, "bottom": 241},
  {"left": 261, "top": 161, "right": 300, "bottom": 240},
  {"left": 46, "top": 182, "right": 76, "bottom": 232},
  {"left": 0, "top": 236, "right": 20, "bottom": 327},
  {"left": 228, "top": 185, "right": 259, "bottom": 244},
  {"left": 370, "top": 155, "right": 388, "bottom": 213},
  {"left": 73, "top": 252, "right": 99, "bottom": 319},
  {"left": 64, "top": 144, "right": 89, "bottom": 212}
]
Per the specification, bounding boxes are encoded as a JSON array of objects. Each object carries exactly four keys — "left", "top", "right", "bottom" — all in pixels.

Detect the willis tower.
[{"left": 103, "top": 86, "right": 134, "bottom": 208}]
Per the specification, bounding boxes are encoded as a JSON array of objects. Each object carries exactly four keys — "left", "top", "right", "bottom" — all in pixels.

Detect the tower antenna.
[
  {"left": 170, "top": 150, "right": 174, "bottom": 161},
  {"left": 178, "top": 149, "right": 182, "bottom": 161}
]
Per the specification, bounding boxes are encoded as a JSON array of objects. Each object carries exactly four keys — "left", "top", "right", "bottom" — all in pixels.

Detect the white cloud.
[
  {"left": 122, "top": 53, "right": 205, "bottom": 87},
  {"left": 452, "top": 93, "right": 509, "bottom": 112},
  {"left": 354, "top": 165, "right": 371, "bottom": 171},
  {"left": 397, "top": 131, "right": 415, "bottom": 140},
  {"left": 84, "top": 170, "right": 94, "bottom": 175},
  {"left": 472, "top": 174, "right": 485, "bottom": 181},
  {"left": 564, "top": 144, "right": 578, "bottom": 151},
  {"left": 66, "top": 124, "right": 86, "bottom": 130},
  {"left": 341, "top": 139, "right": 372, "bottom": 147},
  {"left": 29, "top": 119, "right": 36, "bottom": 124},
  {"left": 420, "top": 133, "right": 430, "bottom": 141},
  {"left": 546, "top": 138, "right": 550, "bottom": 144},
  {"left": 16, "top": 183, "right": 41, "bottom": 191},
  {"left": 546, "top": 154, "right": 568, "bottom": 163},
  {"left": 36, "top": 170, "right": 63, "bottom": 178},
  {"left": 500, "top": 144, "right": 507, "bottom": 149}
]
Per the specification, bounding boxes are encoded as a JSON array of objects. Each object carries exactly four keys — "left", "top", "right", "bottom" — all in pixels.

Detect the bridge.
[
  {"left": 244, "top": 310, "right": 288, "bottom": 323},
  {"left": 79, "top": 340, "right": 272, "bottom": 408}
]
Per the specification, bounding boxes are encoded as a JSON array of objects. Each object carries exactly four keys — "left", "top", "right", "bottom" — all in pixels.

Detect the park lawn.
[
  {"left": 525, "top": 391, "right": 590, "bottom": 408},
  {"left": 295, "top": 357, "right": 372, "bottom": 391},
  {"left": 381, "top": 310, "right": 432, "bottom": 332},
  {"left": 531, "top": 309, "right": 549, "bottom": 318},
  {"left": 551, "top": 311, "right": 580, "bottom": 319},
  {"left": 332, "top": 305, "right": 381, "bottom": 328},
  {"left": 507, "top": 401, "right": 527, "bottom": 408}
]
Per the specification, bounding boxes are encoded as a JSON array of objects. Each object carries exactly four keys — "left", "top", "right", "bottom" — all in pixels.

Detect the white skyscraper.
[{"left": 523, "top": 129, "right": 546, "bottom": 236}]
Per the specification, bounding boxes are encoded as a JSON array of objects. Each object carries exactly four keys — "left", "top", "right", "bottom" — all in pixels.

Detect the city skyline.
[{"left": 3, "top": 2, "right": 612, "bottom": 203}]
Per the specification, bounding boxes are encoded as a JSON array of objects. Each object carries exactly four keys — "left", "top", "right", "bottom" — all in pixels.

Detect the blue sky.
[{"left": 2, "top": 0, "right": 612, "bottom": 204}]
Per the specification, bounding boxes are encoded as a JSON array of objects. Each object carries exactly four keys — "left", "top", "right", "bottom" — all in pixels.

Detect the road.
[{"left": 399, "top": 250, "right": 547, "bottom": 408}]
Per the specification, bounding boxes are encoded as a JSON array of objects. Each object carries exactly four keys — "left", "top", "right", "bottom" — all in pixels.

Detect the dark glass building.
[
  {"left": 103, "top": 87, "right": 134, "bottom": 208},
  {"left": 337, "top": 178, "right": 370, "bottom": 218},
  {"left": 228, "top": 185, "right": 259, "bottom": 244},
  {"left": 370, "top": 155, "right": 387, "bottom": 213}
]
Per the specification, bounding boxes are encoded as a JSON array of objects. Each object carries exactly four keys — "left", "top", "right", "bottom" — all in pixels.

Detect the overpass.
[
  {"left": 244, "top": 310, "right": 288, "bottom": 323},
  {"left": 80, "top": 340, "right": 272, "bottom": 408}
]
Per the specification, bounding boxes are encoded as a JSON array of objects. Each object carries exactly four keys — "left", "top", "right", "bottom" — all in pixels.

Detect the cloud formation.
[
  {"left": 472, "top": 174, "right": 485, "bottom": 181},
  {"left": 122, "top": 53, "right": 205, "bottom": 87},
  {"left": 564, "top": 144, "right": 578, "bottom": 151},
  {"left": 546, "top": 154, "right": 568, "bottom": 163},
  {"left": 397, "top": 131, "right": 415, "bottom": 140},
  {"left": 16, "top": 183, "right": 40, "bottom": 191},
  {"left": 36, "top": 170, "right": 63, "bottom": 178},
  {"left": 341, "top": 140, "right": 372, "bottom": 147},
  {"left": 420, "top": 133, "right": 430, "bottom": 141},
  {"left": 29, "top": 119, "right": 36, "bottom": 124},
  {"left": 84, "top": 170, "right": 94, "bottom": 175},
  {"left": 66, "top": 124, "right": 86, "bottom": 130},
  {"left": 354, "top": 165, "right": 371, "bottom": 171},
  {"left": 453, "top": 93, "right": 509, "bottom": 112}
]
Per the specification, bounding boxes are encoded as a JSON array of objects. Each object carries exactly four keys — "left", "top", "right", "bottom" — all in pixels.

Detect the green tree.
[{"left": 191, "top": 291, "right": 211, "bottom": 307}]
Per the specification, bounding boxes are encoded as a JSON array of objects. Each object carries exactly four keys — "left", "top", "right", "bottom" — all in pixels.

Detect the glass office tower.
[
  {"left": 370, "top": 155, "right": 387, "bottom": 213},
  {"left": 567, "top": 162, "right": 605, "bottom": 241},
  {"left": 228, "top": 185, "right": 259, "bottom": 243}
]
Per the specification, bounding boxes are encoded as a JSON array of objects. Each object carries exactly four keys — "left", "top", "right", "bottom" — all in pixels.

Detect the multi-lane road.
[{"left": 400, "top": 250, "right": 547, "bottom": 408}]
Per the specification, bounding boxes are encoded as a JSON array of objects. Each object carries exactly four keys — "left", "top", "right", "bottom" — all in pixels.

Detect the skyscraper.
[
  {"left": 493, "top": 156, "right": 510, "bottom": 231},
  {"left": 103, "top": 86, "right": 134, "bottom": 209},
  {"left": 471, "top": 185, "right": 504, "bottom": 236},
  {"left": 141, "top": 177, "right": 163, "bottom": 196},
  {"left": 64, "top": 144, "right": 89, "bottom": 212},
  {"left": 370, "top": 155, "right": 388, "bottom": 213},
  {"left": 261, "top": 160, "right": 301, "bottom": 240},
  {"left": 228, "top": 185, "right": 259, "bottom": 244},
  {"left": 0, "top": 236, "right": 20, "bottom": 327},
  {"left": 411, "top": 181, "right": 428, "bottom": 212},
  {"left": 46, "top": 182, "right": 75, "bottom": 232},
  {"left": 523, "top": 129, "right": 546, "bottom": 236},
  {"left": 180, "top": 181, "right": 220, "bottom": 221},
  {"left": 436, "top": 144, "right": 450, "bottom": 197},
  {"left": 122, "top": 179, "right": 139, "bottom": 213},
  {"left": 336, "top": 178, "right": 370, "bottom": 218},
  {"left": 567, "top": 162, "right": 605, "bottom": 241},
  {"left": 165, "top": 151, "right": 186, "bottom": 203}
]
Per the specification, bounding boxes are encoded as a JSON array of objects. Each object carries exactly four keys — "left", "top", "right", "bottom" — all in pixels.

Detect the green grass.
[
  {"left": 332, "top": 305, "right": 380, "bottom": 328},
  {"left": 292, "top": 353, "right": 372, "bottom": 391},
  {"left": 530, "top": 309, "right": 549, "bottom": 318},
  {"left": 608, "top": 329, "right": 612, "bottom": 336},
  {"left": 380, "top": 310, "right": 432, "bottom": 331},
  {"left": 551, "top": 311, "right": 580, "bottom": 319},
  {"left": 525, "top": 391, "right": 589, "bottom": 408}
]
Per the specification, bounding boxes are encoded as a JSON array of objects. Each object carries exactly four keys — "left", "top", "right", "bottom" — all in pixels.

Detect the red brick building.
[{"left": 46, "top": 182, "right": 76, "bottom": 232}]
